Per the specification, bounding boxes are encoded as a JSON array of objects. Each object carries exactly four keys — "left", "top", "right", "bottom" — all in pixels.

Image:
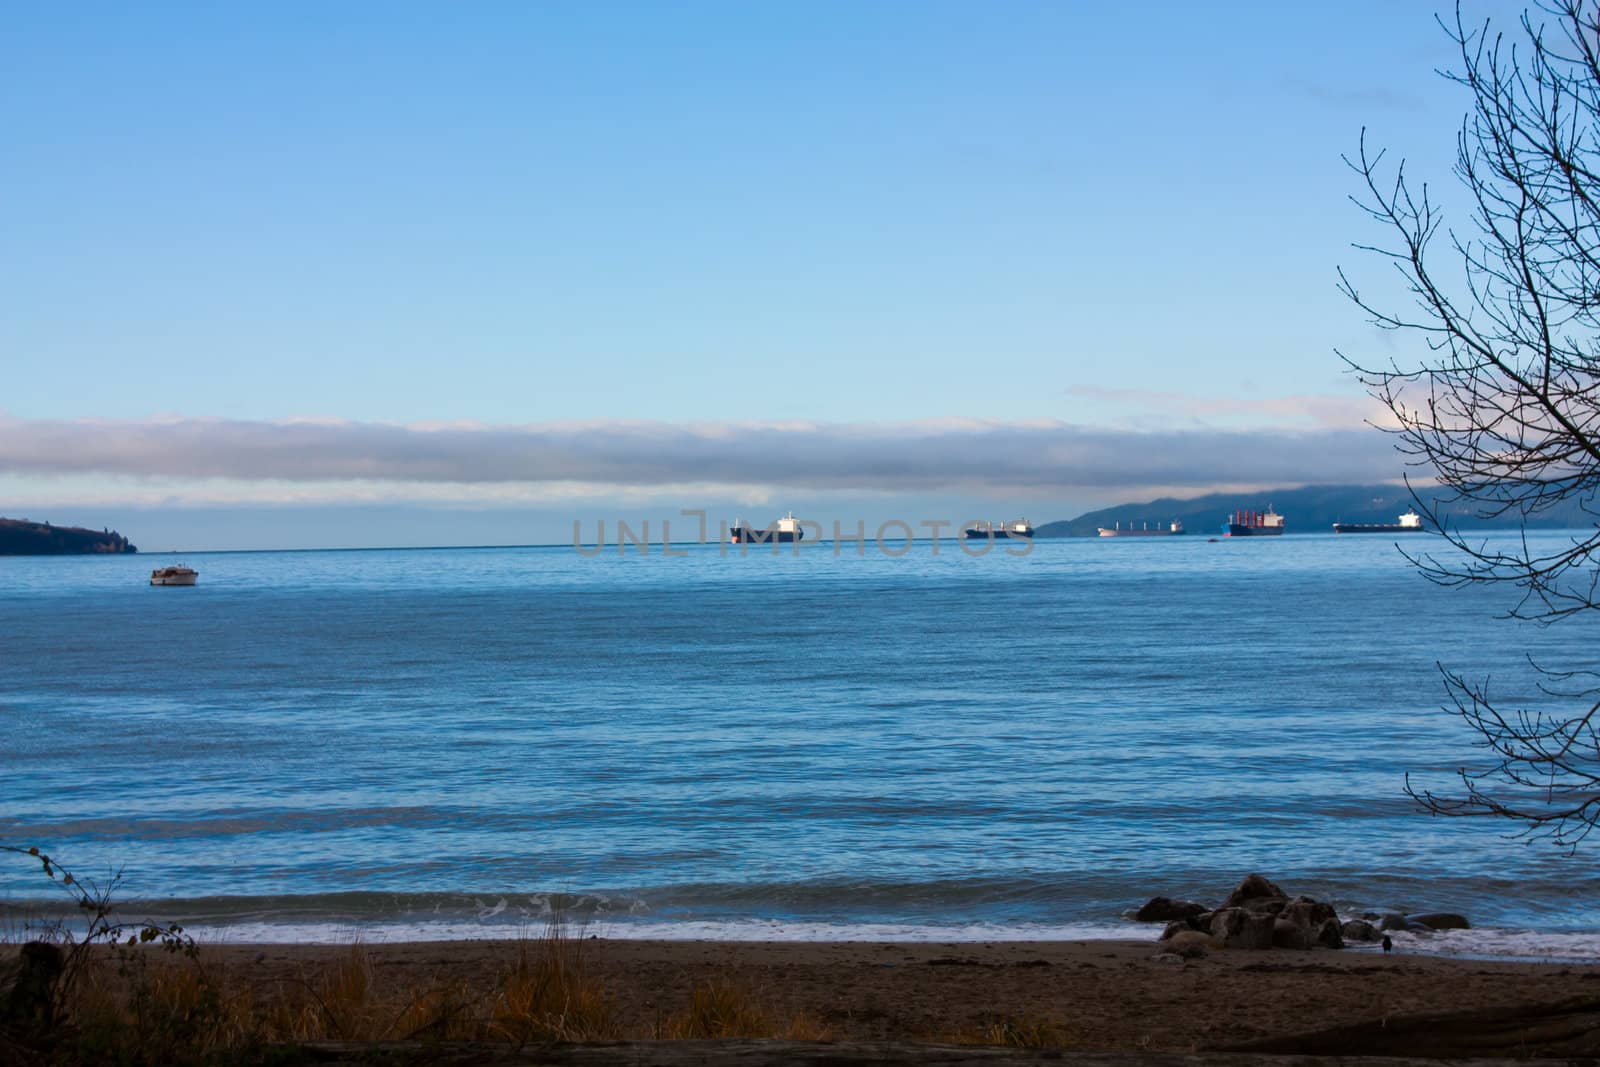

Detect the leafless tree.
[{"left": 1339, "top": 1, "right": 1600, "bottom": 849}]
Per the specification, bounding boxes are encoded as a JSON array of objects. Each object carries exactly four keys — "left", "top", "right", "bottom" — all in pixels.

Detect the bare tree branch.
[{"left": 1343, "top": 1, "right": 1600, "bottom": 851}]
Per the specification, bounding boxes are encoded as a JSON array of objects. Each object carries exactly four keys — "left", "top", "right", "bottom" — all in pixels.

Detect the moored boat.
[
  {"left": 1333, "top": 509, "right": 1425, "bottom": 534},
  {"left": 1223, "top": 506, "right": 1285, "bottom": 537},
  {"left": 963, "top": 518, "right": 1034, "bottom": 540},
  {"left": 150, "top": 565, "right": 198, "bottom": 586}
]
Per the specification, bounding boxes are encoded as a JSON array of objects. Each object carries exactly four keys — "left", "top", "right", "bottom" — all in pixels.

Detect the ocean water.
[{"left": 3, "top": 531, "right": 1599, "bottom": 959}]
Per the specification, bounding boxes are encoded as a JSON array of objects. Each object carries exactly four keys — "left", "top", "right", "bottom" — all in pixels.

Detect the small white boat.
[{"left": 150, "top": 565, "right": 198, "bottom": 586}]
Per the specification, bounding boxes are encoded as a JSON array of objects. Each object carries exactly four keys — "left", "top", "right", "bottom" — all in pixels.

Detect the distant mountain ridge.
[
  {"left": 1036, "top": 484, "right": 1598, "bottom": 537},
  {"left": 0, "top": 517, "right": 137, "bottom": 555}
]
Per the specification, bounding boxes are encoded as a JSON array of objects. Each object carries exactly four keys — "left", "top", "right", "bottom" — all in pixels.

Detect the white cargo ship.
[
  {"left": 1333, "top": 509, "right": 1425, "bottom": 534},
  {"left": 730, "top": 512, "right": 805, "bottom": 544},
  {"left": 1098, "top": 520, "right": 1184, "bottom": 537}
]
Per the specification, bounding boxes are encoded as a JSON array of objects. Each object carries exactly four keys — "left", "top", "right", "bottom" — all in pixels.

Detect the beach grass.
[{"left": 0, "top": 924, "right": 879, "bottom": 1063}]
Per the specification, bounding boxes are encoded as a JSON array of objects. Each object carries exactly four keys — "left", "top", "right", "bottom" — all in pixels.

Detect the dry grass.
[
  {"left": 659, "top": 978, "right": 769, "bottom": 1039},
  {"left": 310, "top": 941, "right": 375, "bottom": 1038},
  {"left": 1, "top": 928, "right": 1104, "bottom": 1060},
  {"left": 489, "top": 922, "right": 615, "bottom": 1042},
  {"left": 391, "top": 979, "right": 475, "bottom": 1042},
  {"left": 776, "top": 1010, "right": 832, "bottom": 1041},
  {"left": 59, "top": 956, "right": 244, "bottom": 1065},
  {"left": 945, "top": 1013, "right": 1069, "bottom": 1048},
  {"left": 2, "top": 922, "right": 633, "bottom": 1060}
]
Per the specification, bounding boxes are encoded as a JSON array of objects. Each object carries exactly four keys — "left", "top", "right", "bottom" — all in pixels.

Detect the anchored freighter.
[
  {"left": 1223, "top": 506, "right": 1285, "bottom": 537},
  {"left": 963, "top": 518, "right": 1034, "bottom": 540},
  {"left": 1098, "top": 520, "right": 1184, "bottom": 537},
  {"left": 730, "top": 511, "right": 805, "bottom": 544},
  {"left": 1333, "top": 509, "right": 1425, "bottom": 534}
]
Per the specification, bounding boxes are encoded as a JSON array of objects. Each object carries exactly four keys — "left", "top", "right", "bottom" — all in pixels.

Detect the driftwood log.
[
  {"left": 289, "top": 1034, "right": 1594, "bottom": 1066},
  {"left": 1213, "top": 996, "right": 1600, "bottom": 1058}
]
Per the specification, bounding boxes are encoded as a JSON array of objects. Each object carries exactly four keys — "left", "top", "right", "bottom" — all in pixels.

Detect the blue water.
[{"left": 3, "top": 533, "right": 1598, "bottom": 953}]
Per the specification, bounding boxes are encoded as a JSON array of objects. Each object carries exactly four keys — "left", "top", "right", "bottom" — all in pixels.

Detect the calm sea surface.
[{"left": 3, "top": 532, "right": 1598, "bottom": 956}]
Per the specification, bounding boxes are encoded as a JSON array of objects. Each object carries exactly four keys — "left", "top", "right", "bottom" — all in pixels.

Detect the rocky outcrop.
[
  {"left": 1133, "top": 873, "right": 1472, "bottom": 953},
  {"left": 1212, "top": 876, "right": 1317, "bottom": 950},
  {"left": 0, "top": 518, "right": 136, "bottom": 555}
]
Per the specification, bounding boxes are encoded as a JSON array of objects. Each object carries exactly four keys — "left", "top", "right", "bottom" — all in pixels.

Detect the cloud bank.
[{"left": 0, "top": 414, "right": 1402, "bottom": 503}]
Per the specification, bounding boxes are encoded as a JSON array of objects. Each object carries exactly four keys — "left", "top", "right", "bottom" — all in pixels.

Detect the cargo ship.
[
  {"left": 1333, "top": 509, "right": 1425, "bottom": 534},
  {"left": 1098, "top": 520, "right": 1184, "bottom": 537},
  {"left": 730, "top": 511, "right": 805, "bottom": 544},
  {"left": 1223, "top": 506, "right": 1285, "bottom": 537},
  {"left": 963, "top": 518, "right": 1034, "bottom": 540}
]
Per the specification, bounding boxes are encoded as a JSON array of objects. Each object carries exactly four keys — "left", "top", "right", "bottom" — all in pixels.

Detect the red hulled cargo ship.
[{"left": 1223, "top": 506, "right": 1285, "bottom": 537}]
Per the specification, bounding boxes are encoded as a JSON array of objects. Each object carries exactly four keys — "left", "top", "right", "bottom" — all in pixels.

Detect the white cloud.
[{"left": 0, "top": 413, "right": 1405, "bottom": 505}]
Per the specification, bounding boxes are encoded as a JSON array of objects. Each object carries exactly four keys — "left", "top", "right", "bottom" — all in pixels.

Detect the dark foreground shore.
[
  {"left": 9, "top": 935, "right": 1600, "bottom": 1062},
  {"left": 207, "top": 937, "right": 1598, "bottom": 1054}
]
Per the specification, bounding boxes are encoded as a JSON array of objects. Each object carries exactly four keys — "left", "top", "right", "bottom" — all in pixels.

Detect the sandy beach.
[{"left": 189, "top": 936, "right": 1600, "bottom": 1054}]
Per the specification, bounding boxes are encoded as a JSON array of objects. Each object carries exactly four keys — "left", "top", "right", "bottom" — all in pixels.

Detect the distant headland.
[
  {"left": 0, "top": 517, "right": 137, "bottom": 555},
  {"left": 1036, "top": 483, "right": 1599, "bottom": 537}
]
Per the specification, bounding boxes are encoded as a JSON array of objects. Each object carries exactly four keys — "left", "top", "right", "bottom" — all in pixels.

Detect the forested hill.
[
  {"left": 0, "top": 518, "right": 137, "bottom": 555},
  {"left": 1036, "top": 484, "right": 1598, "bottom": 537}
]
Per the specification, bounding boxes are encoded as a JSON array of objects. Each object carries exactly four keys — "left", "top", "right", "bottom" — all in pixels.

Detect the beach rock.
[
  {"left": 1210, "top": 907, "right": 1245, "bottom": 940},
  {"left": 1240, "top": 912, "right": 1277, "bottom": 950},
  {"left": 1241, "top": 896, "right": 1288, "bottom": 917},
  {"left": 1278, "top": 900, "right": 1315, "bottom": 928},
  {"left": 1409, "top": 912, "right": 1470, "bottom": 930},
  {"left": 1135, "top": 896, "right": 1208, "bottom": 923},
  {"left": 1281, "top": 895, "right": 1339, "bottom": 928},
  {"left": 1376, "top": 913, "right": 1411, "bottom": 932},
  {"left": 1221, "top": 873, "right": 1289, "bottom": 909},
  {"left": 1210, "top": 907, "right": 1275, "bottom": 950},
  {"left": 1163, "top": 930, "right": 1213, "bottom": 958},
  {"left": 1159, "top": 920, "right": 1189, "bottom": 941},
  {"left": 1341, "top": 919, "right": 1381, "bottom": 942},
  {"left": 1272, "top": 918, "right": 1311, "bottom": 950},
  {"left": 1315, "top": 917, "right": 1345, "bottom": 949},
  {"left": 1149, "top": 952, "right": 1186, "bottom": 966}
]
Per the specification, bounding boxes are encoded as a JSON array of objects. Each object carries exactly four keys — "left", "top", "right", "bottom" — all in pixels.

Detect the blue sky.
[{"left": 2, "top": 3, "right": 1493, "bottom": 547}]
